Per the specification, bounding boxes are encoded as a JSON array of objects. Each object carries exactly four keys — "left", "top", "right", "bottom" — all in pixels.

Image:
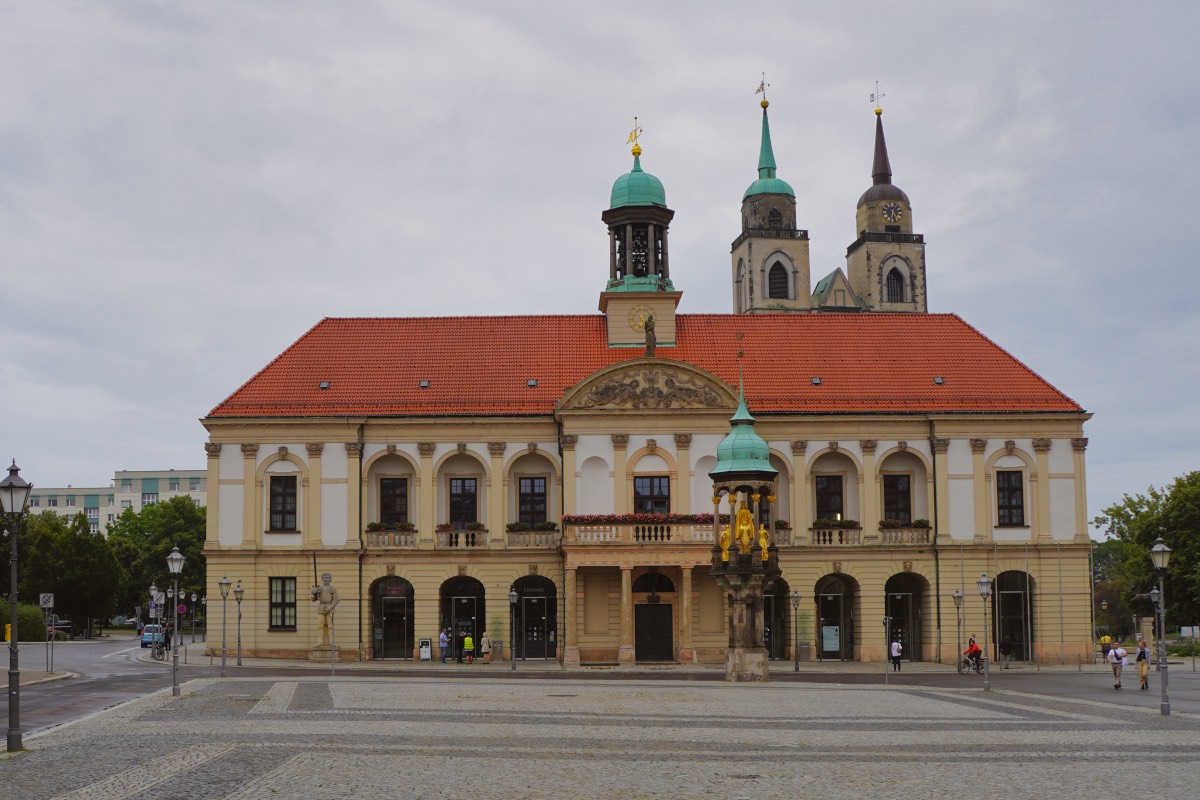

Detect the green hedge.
[{"left": 0, "top": 600, "right": 48, "bottom": 642}]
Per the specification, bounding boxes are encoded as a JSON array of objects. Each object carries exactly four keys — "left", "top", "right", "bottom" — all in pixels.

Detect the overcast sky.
[{"left": 2, "top": 2, "right": 1195, "bottom": 531}]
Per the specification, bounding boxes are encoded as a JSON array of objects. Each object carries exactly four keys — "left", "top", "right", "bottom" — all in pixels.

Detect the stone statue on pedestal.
[{"left": 310, "top": 572, "right": 340, "bottom": 647}]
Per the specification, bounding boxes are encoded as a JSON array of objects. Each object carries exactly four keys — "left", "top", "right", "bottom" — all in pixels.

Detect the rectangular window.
[
  {"left": 66, "top": 496, "right": 76, "bottom": 507},
  {"left": 47, "top": 496, "right": 58, "bottom": 508},
  {"left": 86, "top": 508, "right": 99, "bottom": 521},
  {"left": 815, "top": 475, "right": 844, "bottom": 520},
  {"left": 883, "top": 475, "right": 911, "bottom": 525},
  {"left": 449, "top": 478, "right": 477, "bottom": 528},
  {"left": 269, "top": 476, "right": 298, "bottom": 531},
  {"left": 89, "top": 522, "right": 100, "bottom": 534},
  {"left": 189, "top": 478, "right": 200, "bottom": 491},
  {"left": 120, "top": 500, "right": 132, "bottom": 509},
  {"left": 107, "top": 494, "right": 114, "bottom": 506},
  {"left": 380, "top": 478, "right": 409, "bottom": 526},
  {"left": 121, "top": 480, "right": 132, "bottom": 491},
  {"left": 142, "top": 493, "right": 158, "bottom": 505},
  {"left": 269, "top": 577, "right": 297, "bottom": 630},
  {"left": 997, "top": 470, "right": 1024, "bottom": 526},
  {"left": 169, "top": 479, "right": 180, "bottom": 491},
  {"left": 107, "top": 514, "right": 114, "bottom": 523},
  {"left": 633, "top": 476, "right": 670, "bottom": 514},
  {"left": 30, "top": 497, "right": 39, "bottom": 508},
  {"left": 519, "top": 477, "right": 547, "bottom": 526}
]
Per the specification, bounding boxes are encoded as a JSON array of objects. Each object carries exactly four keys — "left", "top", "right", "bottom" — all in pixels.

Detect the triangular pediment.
[
  {"left": 813, "top": 268, "right": 863, "bottom": 310},
  {"left": 558, "top": 358, "right": 738, "bottom": 412}
]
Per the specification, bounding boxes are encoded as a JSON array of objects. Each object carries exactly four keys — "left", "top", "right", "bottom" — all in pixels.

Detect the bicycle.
[
  {"left": 957, "top": 654, "right": 985, "bottom": 674},
  {"left": 151, "top": 640, "right": 166, "bottom": 661}
]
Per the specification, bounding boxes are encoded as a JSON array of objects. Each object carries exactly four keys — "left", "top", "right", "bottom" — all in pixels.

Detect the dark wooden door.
[{"left": 635, "top": 604, "right": 674, "bottom": 661}]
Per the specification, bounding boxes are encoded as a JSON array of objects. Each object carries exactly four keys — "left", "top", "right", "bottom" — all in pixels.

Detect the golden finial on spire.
[
  {"left": 626, "top": 116, "right": 643, "bottom": 155},
  {"left": 870, "top": 81, "right": 886, "bottom": 115},
  {"left": 756, "top": 73, "right": 770, "bottom": 108}
]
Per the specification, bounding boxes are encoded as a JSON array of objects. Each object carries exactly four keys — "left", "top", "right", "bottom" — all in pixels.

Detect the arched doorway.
[
  {"left": 513, "top": 575, "right": 557, "bottom": 660},
  {"left": 815, "top": 574, "right": 859, "bottom": 660},
  {"left": 884, "top": 572, "right": 929, "bottom": 661},
  {"left": 371, "top": 576, "right": 415, "bottom": 660},
  {"left": 440, "top": 576, "right": 485, "bottom": 663},
  {"left": 633, "top": 571, "right": 675, "bottom": 662},
  {"left": 763, "top": 580, "right": 791, "bottom": 660},
  {"left": 996, "top": 571, "right": 1035, "bottom": 662}
]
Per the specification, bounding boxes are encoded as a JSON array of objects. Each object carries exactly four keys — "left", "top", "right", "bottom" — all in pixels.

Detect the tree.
[
  {"left": 1094, "top": 471, "right": 1200, "bottom": 628},
  {"left": 15, "top": 511, "right": 124, "bottom": 632},
  {"left": 106, "top": 496, "right": 206, "bottom": 618}
]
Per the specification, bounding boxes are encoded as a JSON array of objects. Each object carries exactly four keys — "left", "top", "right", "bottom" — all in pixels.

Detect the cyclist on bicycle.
[{"left": 964, "top": 635, "right": 982, "bottom": 670}]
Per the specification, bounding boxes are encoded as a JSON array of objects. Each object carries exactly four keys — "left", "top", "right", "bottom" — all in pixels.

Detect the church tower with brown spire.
[{"left": 843, "top": 106, "right": 927, "bottom": 312}]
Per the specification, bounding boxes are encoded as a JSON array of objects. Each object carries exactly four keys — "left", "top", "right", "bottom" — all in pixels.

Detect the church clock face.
[
  {"left": 881, "top": 202, "right": 904, "bottom": 224},
  {"left": 627, "top": 303, "right": 652, "bottom": 331}
]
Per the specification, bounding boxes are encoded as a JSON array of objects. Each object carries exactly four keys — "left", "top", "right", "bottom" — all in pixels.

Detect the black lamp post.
[
  {"left": 1150, "top": 537, "right": 1172, "bottom": 716},
  {"left": 951, "top": 589, "right": 963, "bottom": 665},
  {"left": 201, "top": 596, "right": 206, "bottom": 642},
  {"left": 790, "top": 591, "right": 800, "bottom": 672},
  {"left": 2, "top": 459, "right": 33, "bottom": 752},
  {"left": 166, "top": 545, "right": 185, "bottom": 697},
  {"left": 883, "top": 615, "right": 890, "bottom": 685},
  {"left": 509, "top": 587, "right": 518, "bottom": 671},
  {"left": 190, "top": 592, "right": 198, "bottom": 643},
  {"left": 234, "top": 580, "right": 244, "bottom": 666},
  {"left": 977, "top": 574, "right": 993, "bottom": 692},
  {"left": 218, "top": 576, "right": 231, "bottom": 677}
]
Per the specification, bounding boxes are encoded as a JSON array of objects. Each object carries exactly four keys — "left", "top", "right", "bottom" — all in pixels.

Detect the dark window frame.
[
  {"left": 767, "top": 262, "right": 789, "bottom": 299},
  {"left": 449, "top": 477, "right": 478, "bottom": 529},
  {"left": 518, "top": 477, "right": 547, "bottom": 527},
  {"left": 269, "top": 577, "right": 297, "bottom": 630},
  {"left": 633, "top": 475, "right": 670, "bottom": 514},
  {"left": 815, "top": 475, "right": 844, "bottom": 520},
  {"left": 269, "top": 475, "right": 298, "bottom": 531},
  {"left": 996, "top": 470, "right": 1025, "bottom": 526},
  {"left": 380, "top": 477, "right": 409, "bottom": 526},
  {"left": 886, "top": 268, "right": 906, "bottom": 302},
  {"left": 883, "top": 474, "right": 912, "bottom": 525}
]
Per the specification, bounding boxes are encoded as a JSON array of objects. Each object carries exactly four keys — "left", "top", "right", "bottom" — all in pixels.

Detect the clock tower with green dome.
[
  {"left": 730, "top": 96, "right": 812, "bottom": 314},
  {"left": 599, "top": 134, "right": 683, "bottom": 348},
  {"left": 843, "top": 105, "right": 928, "bottom": 312}
]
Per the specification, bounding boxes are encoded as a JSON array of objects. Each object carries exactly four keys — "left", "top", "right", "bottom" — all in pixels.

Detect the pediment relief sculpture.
[{"left": 560, "top": 361, "right": 737, "bottom": 411}]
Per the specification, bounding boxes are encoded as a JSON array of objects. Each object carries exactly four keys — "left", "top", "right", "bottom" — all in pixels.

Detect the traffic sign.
[
  {"left": 177, "top": 604, "right": 186, "bottom": 614},
  {"left": 39, "top": 593, "right": 54, "bottom": 609}
]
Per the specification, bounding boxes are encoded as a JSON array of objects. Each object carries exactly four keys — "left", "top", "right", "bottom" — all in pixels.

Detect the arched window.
[
  {"left": 767, "top": 208, "right": 783, "bottom": 228},
  {"left": 886, "top": 268, "right": 906, "bottom": 302},
  {"left": 768, "top": 262, "right": 789, "bottom": 299}
]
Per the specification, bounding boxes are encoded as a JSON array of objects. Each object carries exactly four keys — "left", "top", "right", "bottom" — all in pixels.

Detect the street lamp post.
[
  {"left": 509, "top": 587, "right": 518, "bottom": 671},
  {"left": 234, "top": 581, "right": 244, "bottom": 667},
  {"left": 951, "top": 589, "right": 963, "bottom": 666},
  {"left": 201, "top": 597, "right": 206, "bottom": 642},
  {"left": 883, "top": 615, "right": 890, "bottom": 685},
  {"left": 218, "top": 576, "right": 231, "bottom": 677},
  {"left": 2, "top": 460, "right": 33, "bottom": 752},
  {"left": 191, "top": 593, "right": 198, "bottom": 643},
  {"left": 977, "top": 574, "right": 993, "bottom": 692},
  {"left": 790, "top": 591, "right": 800, "bottom": 672},
  {"left": 1150, "top": 537, "right": 1173, "bottom": 716},
  {"left": 166, "top": 545, "right": 185, "bottom": 697}
]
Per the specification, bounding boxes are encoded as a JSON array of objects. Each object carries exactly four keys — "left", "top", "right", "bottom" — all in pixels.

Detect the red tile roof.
[{"left": 207, "top": 313, "right": 1082, "bottom": 418}]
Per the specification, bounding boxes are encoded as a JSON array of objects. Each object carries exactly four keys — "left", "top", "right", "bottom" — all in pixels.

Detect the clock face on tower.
[
  {"left": 627, "top": 303, "right": 653, "bottom": 331},
  {"left": 881, "top": 202, "right": 904, "bottom": 224}
]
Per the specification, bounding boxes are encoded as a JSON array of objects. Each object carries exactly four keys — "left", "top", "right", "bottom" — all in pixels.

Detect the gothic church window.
[
  {"left": 886, "top": 268, "right": 906, "bottom": 303},
  {"left": 768, "top": 262, "right": 789, "bottom": 299},
  {"left": 767, "top": 209, "right": 783, "bottom": 228}
]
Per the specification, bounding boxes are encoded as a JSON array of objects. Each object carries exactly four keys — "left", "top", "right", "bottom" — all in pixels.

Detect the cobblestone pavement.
[{"left": 2, "top": 676, "right": 1198, "bottom": 800}]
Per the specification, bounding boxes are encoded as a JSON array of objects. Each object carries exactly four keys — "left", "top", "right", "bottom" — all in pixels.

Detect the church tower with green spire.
[
  {"left": 843, "top": 106, "right": 927, "bottom": 312},
  {"left": 730, "top": 97, "right": 811, "bottom": 314}
]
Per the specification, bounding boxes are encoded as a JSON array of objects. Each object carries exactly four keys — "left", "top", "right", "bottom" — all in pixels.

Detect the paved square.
[{"left": 3, "top": 677, "right": 1197, "bottom": 799}]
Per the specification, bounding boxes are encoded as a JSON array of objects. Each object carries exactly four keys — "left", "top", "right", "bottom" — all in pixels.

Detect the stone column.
[
  {"left": 563, "top": 566, "right": 580, "bottom": 666},
  {"left": 618, "top": 565, "right": 635, "bottom": 665},
  {"left": 791, "top": 441, "right": 808, "bottom": 545},
  {"left": 1033, "top": 438, "right": 1052, "bottom": 541},
  {"left": 344, "top": 443, "right": 362, "bottom": 548},
  {"left": 240, "top": 444, "right": 258, "bottom": 547},
  {"left": 674, "top": 434, "right": 692, "bottom": 513},
  {"left": 488, "top": 442, "right": 506, "bottom": 545},
  {"left": 418, "top": 442, "right": 436, "bottom": 545},
  {"left": 970, "top": 439, "right": 988, "bottom": 541},
  {"left": 1071, "top": 438, "right": 1089, "bottom": 542},
  {"left": 931, "top": 438, "right": 952, "bottom": 542},
  {"left": 612, "top": 434, "right": 629, "bottom": 514},
  {"left": 204, "top": 443, "right": 221, "bottom": 545},
  {"left": 305, "top": 443, "right": 324, "bottom": 548},
  {"left": 560, "top": 435, "right": 578, "bottom": 515},
  {"left": 679, "top": 566, "right": 694, "bottom": 662},
  {"left": 860, "top": 440, "right": 878, "bottom": 536}
]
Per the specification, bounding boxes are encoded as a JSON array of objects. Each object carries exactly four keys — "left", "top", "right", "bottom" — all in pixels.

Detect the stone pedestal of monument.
[
  {"left": 725, "top": 645, "right": 770, "bottom": 682},
  {"left": 309, "top": 645, "right": 340, "bottom": 663}
]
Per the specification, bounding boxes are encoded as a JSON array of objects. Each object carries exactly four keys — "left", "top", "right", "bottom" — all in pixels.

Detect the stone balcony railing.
[
  {"left": 563, "top": 523, "right": 717, "bottom": 546},
  {"left": 365, "top": 530, "right": 417, "bottom": 548},
  {"left": 436, "top": 530, "right": 488, "bottom": 549},
  {"left": 879, "top": 527, "right": 932, "bottom": 545},
  {"left": 810, "top": 527, "right": 863, "bottom": 546},
  {"left": 807, "top": 526, "right": 932, "bottom": 546}
]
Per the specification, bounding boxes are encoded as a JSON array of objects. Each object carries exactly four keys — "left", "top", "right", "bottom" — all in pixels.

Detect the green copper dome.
[
  {"left": 710, "top": 381, "right": 777, "bottom": 478},
  {"left": 743, "top": 102, "right": 795, "bottom": 199},
  {"left": 610, "top": 147, "right": 667, "bottom": 209}
]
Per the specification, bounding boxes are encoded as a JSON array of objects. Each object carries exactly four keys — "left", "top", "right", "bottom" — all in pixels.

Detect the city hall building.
[{"left": 201, "top": 102, "right": 1092, "bottom": 666}]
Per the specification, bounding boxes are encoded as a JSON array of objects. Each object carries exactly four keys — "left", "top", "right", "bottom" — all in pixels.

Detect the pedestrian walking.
[
  {"left": 439, "top": 628, "right": 449, "bottom": 664},
  {"left": 999, "top": 634, "right": 1013, "bottom": 669},
  {"left": 890, "top": 637, "right": 903, "bottom": 671},
  {"left": 456, "top": 629, "right": 466, "bottom": 663},
  {"left": 1107, "top": 642, "right": 1127, "bottom": 689},
  {"left": 1136, "top": 639, "right": 1151, "bottom": 690},
  {"left": 1100, "top": 633, "right": 1112, "bottom": 660},
  {"left": 480, "top": 631, "right": 492, "bottom": 664}
]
